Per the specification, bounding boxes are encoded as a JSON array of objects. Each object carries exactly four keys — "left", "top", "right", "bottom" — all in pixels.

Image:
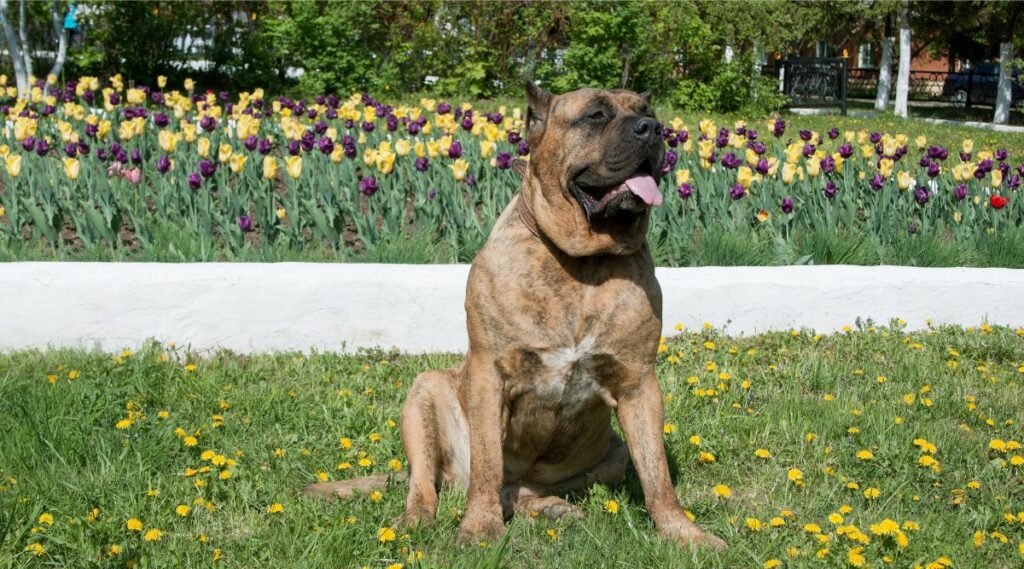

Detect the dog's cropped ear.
[
  {"left": 640, "top": 91, "right": 653, "bottom": 106},
  {"left": 525, "top": 81, "right": 553, "bottom": 146}
]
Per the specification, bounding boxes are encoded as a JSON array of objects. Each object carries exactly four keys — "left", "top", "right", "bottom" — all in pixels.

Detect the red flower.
[{"left": 991, "top": 195, "right": 1009, "bottom": 209}]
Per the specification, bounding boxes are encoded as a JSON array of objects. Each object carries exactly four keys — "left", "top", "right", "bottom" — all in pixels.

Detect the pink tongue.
[{"left": 622, "top": 173, "right": 663, "bottom": 207}]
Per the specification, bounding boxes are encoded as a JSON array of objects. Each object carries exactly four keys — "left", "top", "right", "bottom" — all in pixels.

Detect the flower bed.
[{"left": 0, "top": 75, "right": 1022, "bottom": 265}]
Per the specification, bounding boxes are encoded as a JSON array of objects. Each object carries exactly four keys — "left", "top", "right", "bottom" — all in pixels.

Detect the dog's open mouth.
[{"left": 571, "top": 163, "right": 663, "bottom": 219}]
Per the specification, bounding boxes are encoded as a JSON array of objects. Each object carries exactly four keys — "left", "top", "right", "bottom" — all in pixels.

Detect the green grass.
[{"left": 2, "top": 323, "right": 1024, "bottom": 568}]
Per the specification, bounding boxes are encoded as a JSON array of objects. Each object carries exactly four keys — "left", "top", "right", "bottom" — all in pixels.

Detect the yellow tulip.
[
  {"left": 879, "top": 158, "right": 894, "bottom": 179},
  {"left": 218, "top": 143, "right": 233, "bottom": 164},
  {"left": 860, "top": 144, "right": 875, "bottom": 159},
  {"left": 330, "top": 145, "right": 344, "bottom": 163},
  {"left": 736, "top": 166, "right": 754, "bottom": 189},
  {"left": 675, "top": 168, "right": 691, "bottom": 186},
  {"left": 0, "top": 145, "right": 8, "bottom": 158},
  {"left": 915, "top": 135, "right": 927, "bottom": 149},
  {"left": 157, "top": 75, "right": 167, "bottom": 89},
  {"left": 882, "top": 136, "right": 898, "bottom": 158},
  {"left": 181, "top": 123, "right": 196, "bottom": 143},
  {"left": 158, "top": 130, "right": 176, "bottom": 153},
  {"left": 276, "top": 207, "right": 286, "bottom": 221},
  {"left": 480, "top": 140, "right": 496, "bottom": 158},
  {"left": 745, "top": 147, "right": 759, "bottom": 166},
  {"left": 782, "top": 163, "right": 798, "bottom": 185},
  {"left": 118, "top": 121, "right": 135, "bottom": 142},
  {"left": 832, "top": 154, "right": 844, "bottom": 174},
  {"left": 285, "top": 156, "right": 302, "bottom": 179},
  {"left": 897, "top": 171, "right": 913, "bottom": 190},
  {"left": 262, "top": 156, "right": 277, "bottom": 180},
  {"left": 991, "top": 169, "right": 1003, "bottom": 188},
  {"left": 13, "top": 117, "right": 36, "bottom": 141},
  {"left": 63, "top": 157, "right": 80, "bottom": 181},
  {"left": 805, "top": 159, "right": 821, "bottom": 177},
  {"left": 362, "top": 148, "right": 377, "bottom": 167},
  {"left": 184, "top": 78, "right": 195, "bottom": 92},
  {"left": 127, "top": 88, "right": 145, "bottom": 105},
  {"left": 698, "top": 139, "right": 714, "bottom": 160},
  {"left": 962, "top": 139, "right": 974, "bottom": 154},
  {"left": 414, "top": 141, "right": 426, "bottom": 158},
  {"left": 5, "top": 154, "right": 22, "bottom": 177},
  {"left": 450, "top": 158, "right": 469, "bottom": 182},
  {"left": 421, "top": 121, "right": 432, "bottom": 135},
  {"left": 229, "top": 153, "right": 247, "bottom": 174},
  {"left": 785, "top": 143, "right": 802, "bottom": 164},
  {"left": 0, "top": 205, "right": 4, "bottom": 218},
  {"left": 375, "top": 151, "right": 395, "bottom": 175},
  {"left": 426, "top": 140, "right": 440, "bottom": 158},
  {"left": 197, "top": 137, "right": 210, "bottom": 158},
  {"left": 699, "top": 119, "right": 716, "bottom": 138}
]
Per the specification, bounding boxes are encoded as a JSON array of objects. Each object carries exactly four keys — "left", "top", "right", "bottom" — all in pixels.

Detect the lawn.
[{"left": 2, "top": 322, "right": 1023, "bottom": 568}]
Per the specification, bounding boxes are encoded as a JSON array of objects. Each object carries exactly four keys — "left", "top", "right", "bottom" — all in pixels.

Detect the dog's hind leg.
[{"left": 395, "top": 368, "right": 469, "bottom": 528}]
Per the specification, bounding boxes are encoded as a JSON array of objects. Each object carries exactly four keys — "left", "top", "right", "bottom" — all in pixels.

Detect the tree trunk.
[
  {"left": 17, "top": 0, "right": 31, "bottom": 79},
  {"left": 0, "top": 0, "right": 29, "bottom": 98},
  {"left": 874, "top": 36, "right": 893, "bottom": 111},
  {"left": 992, "top": 40, "right": 1014, "bottom": 124},
  {"left": 46, "top": 0, "right": 67, "bottom": 79},
  {"left": 894, "top": 0, "right": 911, "bottom": 118}
]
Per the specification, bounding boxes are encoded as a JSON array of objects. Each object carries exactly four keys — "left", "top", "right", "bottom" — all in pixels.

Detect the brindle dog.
[{"left": 305, "top": 83, "right": 725, "bottom": 550}]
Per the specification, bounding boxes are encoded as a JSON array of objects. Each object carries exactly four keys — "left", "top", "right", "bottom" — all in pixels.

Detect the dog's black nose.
[{"left": 632, "top": 118, "right": 660, "bottom": 141}]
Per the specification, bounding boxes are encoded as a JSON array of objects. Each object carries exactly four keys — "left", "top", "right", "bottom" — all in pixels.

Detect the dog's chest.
[{"left": 529, "top": 336, "right": 609, "bottom": 415}]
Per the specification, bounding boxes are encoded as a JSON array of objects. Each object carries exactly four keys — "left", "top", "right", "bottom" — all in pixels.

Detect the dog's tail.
[{"left": 302, "top": 471, "right": 407, "bottom": 500}]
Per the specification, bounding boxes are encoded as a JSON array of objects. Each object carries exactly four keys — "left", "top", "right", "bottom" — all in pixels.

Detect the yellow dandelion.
[
  {"left": 604, "top": 500, "right": 619, "bottom": 514},
  {"left": 267, "top": 503, "right": 284, "bottom": 514},
  {"left": 143, "top": 528, "right": 164, "bottom": 542},
  {"left": 126, "top": 518, "right": 143, "bottom": 531},
  {"left": 378, "top": 526, "right": 397, "bottom": 543}
]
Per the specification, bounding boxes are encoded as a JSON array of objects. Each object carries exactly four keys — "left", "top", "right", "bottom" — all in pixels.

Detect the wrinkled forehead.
[{"left": 550, "top": 88, "right": 649, "bottom": 120}]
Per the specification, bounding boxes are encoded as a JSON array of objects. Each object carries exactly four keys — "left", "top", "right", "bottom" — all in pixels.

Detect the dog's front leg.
[
  {"left": 616, "top": 369, "right": 726, "bottom": 551},
  {"left": 456, "top": 351, "right": 507, "bottom": 545}
]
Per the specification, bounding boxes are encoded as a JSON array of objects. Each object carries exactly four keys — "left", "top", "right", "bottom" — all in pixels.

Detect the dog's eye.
[{"left": 586, "top": 110, "right": 608, "bottom": 121}]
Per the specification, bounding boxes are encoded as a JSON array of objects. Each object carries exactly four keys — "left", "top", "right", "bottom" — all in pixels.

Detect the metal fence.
[{"left": 763, "top": 63, "right": 1012, "bottom": 109}]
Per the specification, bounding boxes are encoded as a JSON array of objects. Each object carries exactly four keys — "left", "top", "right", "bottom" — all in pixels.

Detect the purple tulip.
[
  {"left": 729, "top": 183, "right": 746, "bottom": 200},
  {"left": 428, "top": 187, "right": 437, "bottom": 199},
  {"left": 437, "top": 102, "right": 451, "bottom": 114},
  {"left": 244, "top": 135, "right": 258, "bottom": 151},
  {"left": 677, "top": 183, "right": 693, "bottom": 200},
  {"left": 495, "top": 152, "right": 512, "bottom": 170},
  {"left": 76, "top": 141, "right": 90, "bottom": 155},
  {"left": 823, "top": 181, "right": 837, "bottom": 199},
  {"left": 258, "top": 139, "right": 273, "bottom": 155},
  {"left": 919, "top": 155, "right": 932, "bottom": 168},
  {"left": 448, "top": 141, "right": 463, "bottom": 159},
  {"left": 288, "top": 140, "right": 301, "bottom": 156},
  {"left": 973, "top": 166, "right": 987, "bottom": 180},
  {"left": 755, "top": 158, "right": 770, "bottom": 175},
  {"left": 799, "top": 129, "right": 812, "bottom": 141},
  {"left": 35, "top": 139, "right": 49, "bottom": 156},
  {"left": 85, "top": 123, "right": 98, "bottom": 138},
  {"left": 827, "top": 127, "right": 839, "bottom": 140},
  {"left": 928, "top": 146, "right": 948, "bottom": 161},
  {"left": 344, "top": 119, "right": 354, "bottom": 129},
  {"left": 907, "top": 223, "right": 917, "bottom": 235},
  {"left": 1007, "top": 174, "right": 1021, "bottom": 190},
  {"left": 518, "top": 141, "right": 530, "bottom": 156},
  {"left": 772, "top": 119, "right": 785, "bottom": 137},
  {"left": 721, "top": 152, "right": 741, "bottom": 169},
  {"left": 802, "top": 144, "right": 815, "bottom": 158},
  {"left": 960, "top": 152, "right": 972, "bottom": 162},
  {"left": 838, "top": 143, "right": 853, "bottom": 159},
  {"left": 108, "top": 93, "right": 120, "bottom": 106},
  {"left": 820, "top": 155, "right": 835, "bottom": 174},
  {"left": 781, "top": 198, "right": 794, "bottom": 214},
  {"left": 465, "top": 174, "right": 477, "bottom": 186},
  {"left": 361, "top": 121, "right": 375, "bottom": 133},
  {"left": 461, "top": 116, "right": 474, "bottom": 131},
  {"left": 153, "top": 112, "right": 170, "bottom": 127},
  {"left": 995, "top": 149, "right": 1008, "bottom": 161},
  {"left": 188, "top": 172, "right": 202, "bottom": 189},
  {"left": 507, "top": 131, "right": 521, "bottom": 144},
  {"left": 676, "top": 130, "right": 689, "bottom": 145},
  {"left": 359, "top": 176, "right": 379, "bottom": 196},
  {"left": 156, "top": 154, "right": 171, "bottom": 173},
  {"left": 664, "top": 150, "right": 677, "bottom": 168},
  {"left": 198, "top": 159, "right": 217, "bottom": 178},
  {"left": 97, "top": 148, "right": 108, "bottom": 161},
  {"left": 21, "top": 136, "right": 35, "bottom": 152},
  {"left": 414, "top": 157, "right": 430, "bottom": 172},
  {"left": 200, "top": 115, "right": 217, "bottom": 132},
  {"left": 869, "top": 132, "right": 882, "bottom": 144},
  {"left": 130, "top": 149, "right": 142, "bottom": 165},
  {"left": 953, "top": 184, "right": 968, "bottom": 201},
  {"left": 238, "top": 215, "right": 253, "bottom": 232},
  {"left": 914, "top": 186, "right": 930, "bottom": 205},
  {"left": 749, "top": 141, "right": 766, "bottom": 155},
  {"left": 927, "top": 162, "right": 941, "bottom": 178},
  {"left": 407, "top": 122, "right": 421, "bottom": 135},
  {"left": 64, "top": 142, "right": 78, "bottom": 158}
]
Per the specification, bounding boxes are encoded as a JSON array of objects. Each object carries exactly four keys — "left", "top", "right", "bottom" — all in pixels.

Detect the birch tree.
[
  {"left": 874, "top": 33, "right": 893, "bottom": 111},
  {"left": 0, "top": 0, "right": 70, "bottom": 99},
  {"left": 0, "top": 0, "right": 29, "bottom": 99},
  {"left": 893, "top": 0, "right": 911, "bottom": 118},
  {"left": 990, "top": 2, "right": 1021, "bottom": 125}
]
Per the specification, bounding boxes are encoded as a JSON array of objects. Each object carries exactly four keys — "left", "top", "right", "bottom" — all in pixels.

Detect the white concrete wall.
[{"left": 2, "top": 263, "right": 1022, "bottom": 354}]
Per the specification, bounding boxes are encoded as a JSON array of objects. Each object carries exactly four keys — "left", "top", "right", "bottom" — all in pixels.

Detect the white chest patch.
[{"left": 535, "top": 336, "right": 607, "bottom": 415}]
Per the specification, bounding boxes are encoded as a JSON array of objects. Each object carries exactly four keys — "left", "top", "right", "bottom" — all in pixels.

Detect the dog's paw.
[
  {"left": 456, "top": 512, "right": 506, "bottom": 547},
  {"left": 395, "top": 506, "right": 436, "bottom": 529},
  {"left": 539, "top": 501, "right": 583, "bottom": 521},
  {"left": 668, "top": 527, "right": 727, "bottom": 551}
]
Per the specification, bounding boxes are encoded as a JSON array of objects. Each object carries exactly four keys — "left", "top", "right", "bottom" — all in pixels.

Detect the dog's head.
[{"left": 522, "top": 83, "right": 665, "bottom": 257}]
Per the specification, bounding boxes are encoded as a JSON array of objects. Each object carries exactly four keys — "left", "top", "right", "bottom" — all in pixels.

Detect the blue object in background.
[{"left": 63, "top": 4, "right": 78, "bottom": 31}]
